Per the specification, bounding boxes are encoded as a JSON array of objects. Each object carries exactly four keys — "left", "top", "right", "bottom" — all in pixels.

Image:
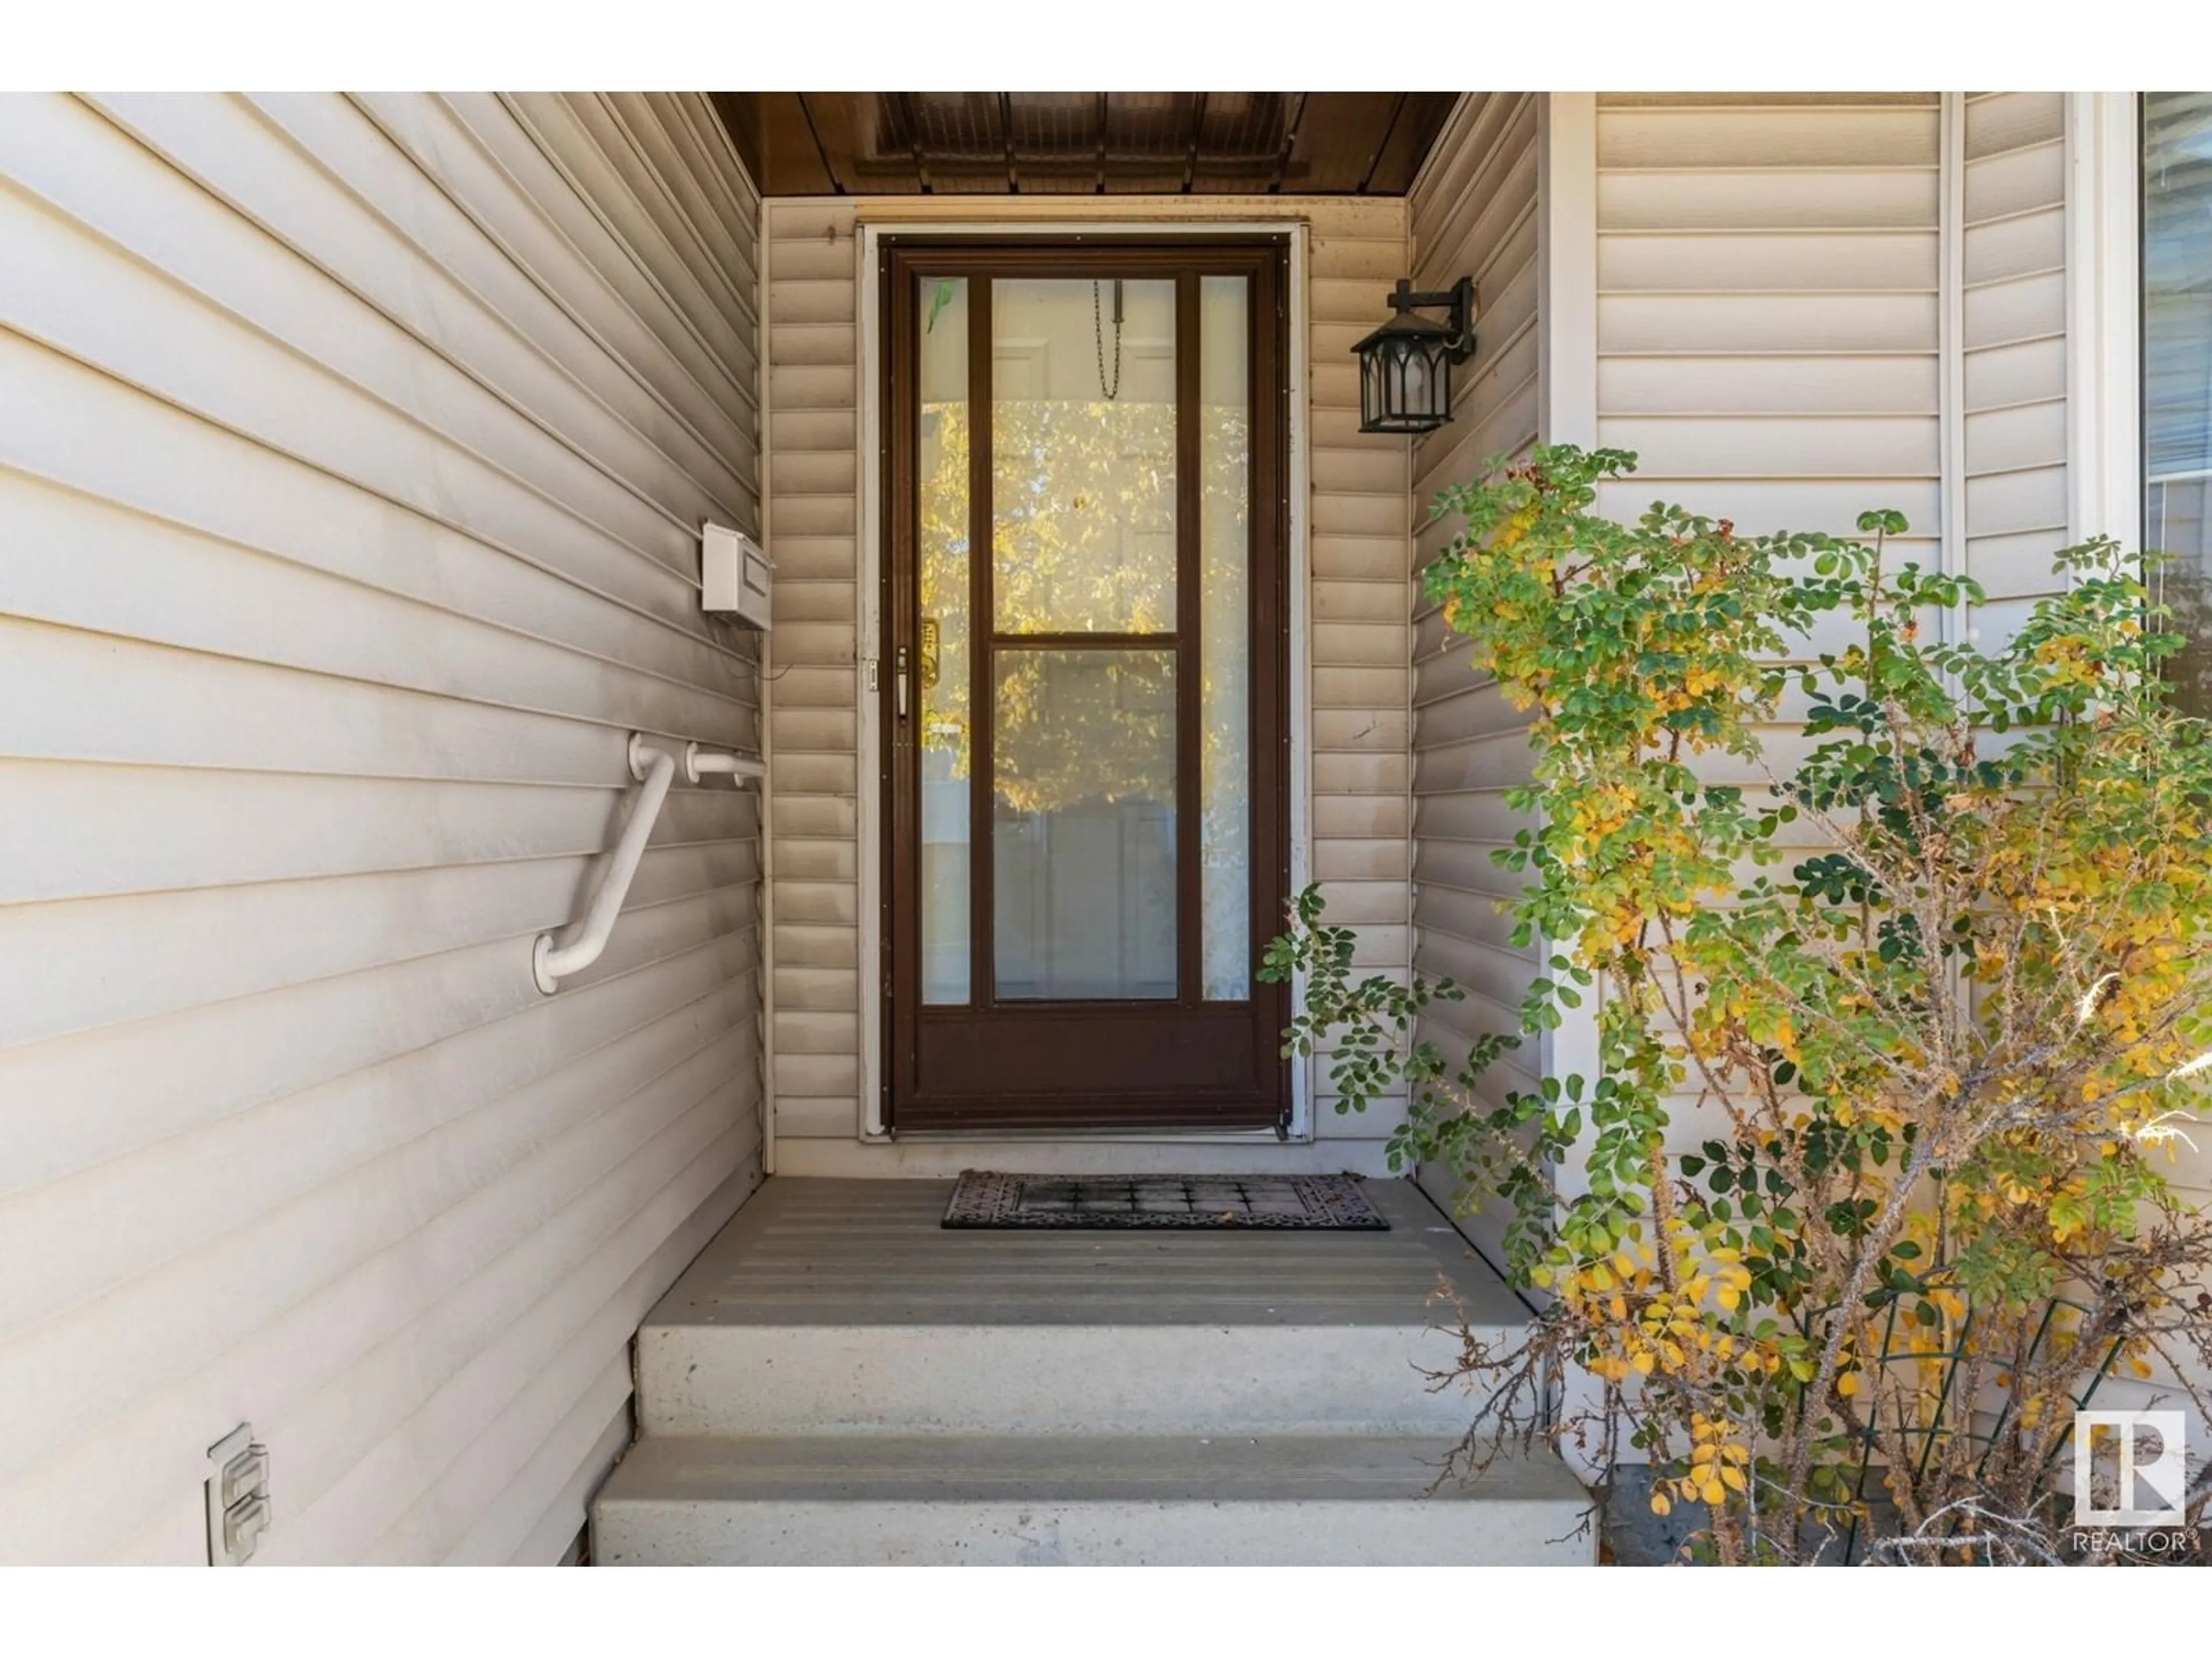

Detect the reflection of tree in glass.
[
  {"left": 995, "top": 400, "right": 1176, "bottom": 636},
  {"left": 918, "top": 398, "right": 972, "bottom": 774},
  {"left": 2150, "top": 480, "right": 2212, "bottom": 718},
  {"left": 917, "top": 399, "right": 1249, "bottom": 819}
]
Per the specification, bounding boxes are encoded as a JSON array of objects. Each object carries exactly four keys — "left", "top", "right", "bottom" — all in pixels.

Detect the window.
[{"left": 2144, "top": 92, "right": 2212, "bottom": 713}]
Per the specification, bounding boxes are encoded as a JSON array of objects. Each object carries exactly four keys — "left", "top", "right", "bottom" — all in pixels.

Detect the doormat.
[{"left": 942, "top": 1172, "right": 1388, "bottom": 1230}]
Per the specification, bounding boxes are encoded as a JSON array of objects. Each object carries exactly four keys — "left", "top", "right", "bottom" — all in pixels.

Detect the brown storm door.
[{"left": 882, "top": 237, "right": 1290, "bottom": 1132}]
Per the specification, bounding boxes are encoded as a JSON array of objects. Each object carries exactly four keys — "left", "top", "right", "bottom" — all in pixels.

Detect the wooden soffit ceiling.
[{"left": 712, "top": 92, "right": 1459, "bottom": 196}]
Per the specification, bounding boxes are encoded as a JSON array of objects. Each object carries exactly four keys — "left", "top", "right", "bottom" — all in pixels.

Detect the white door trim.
[{"left": 854, "top": 218, "right": 1313, "bottom": 1143}]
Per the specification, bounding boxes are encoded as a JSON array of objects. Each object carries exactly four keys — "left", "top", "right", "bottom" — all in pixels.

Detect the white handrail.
[{"left": 532, "top": 734, "right": 762, "bottom": 994}]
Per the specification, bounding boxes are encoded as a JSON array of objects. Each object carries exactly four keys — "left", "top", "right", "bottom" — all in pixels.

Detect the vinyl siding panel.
[
  {"left": 1588, "top": 92, "right": 1949, "bottom": 1268},
  {"left": 1406, "top": 92, "right": 1547, "bottom": 1210},
  {"left": 0, "top": 92, "right": 764, "bottom": 1564},
  {"left": 1595, "top": 93, "right": 1943, "bottom": 559},
  {"left": 1961, "top": 92, "right": 2070, "bottom": 604},
  {"left": 762, "top": 192, "right": 1414, "bottom": 1145},
  {"left": 1301, "top": 192, "right": 1418, "bottom": 1143}
]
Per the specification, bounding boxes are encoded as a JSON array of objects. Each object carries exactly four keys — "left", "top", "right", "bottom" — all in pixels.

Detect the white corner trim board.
[
  {"left": 2063, "top": 91, "right": 2142, "bottom": 549},
  {"left": 533, "top": 734, "right": 766, "bottom": 994}
]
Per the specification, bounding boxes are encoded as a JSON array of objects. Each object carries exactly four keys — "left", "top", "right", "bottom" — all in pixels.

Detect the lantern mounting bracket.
[{"left": 1384, "top": 276, "right": 1478, "bottom": 362}]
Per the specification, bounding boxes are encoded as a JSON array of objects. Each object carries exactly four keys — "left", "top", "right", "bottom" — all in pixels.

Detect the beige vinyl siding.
[
  {"left": 1593, "top": 90, "right": 1946, "bottom": 782},
  {"left": 1961, "top": 93, "right": 2072, "bottom": 632},
  {"left": 1308, "top": 201, "right": 1421, "bottom": 1137},
  {"left": 762, "top": 194, "right": 1415, "bottom": 1145},
  {"left": 1403, "top": 94, "right": 1546, "bottom": 1247},
  {"left": 1595, "top": 94, "right": 1945, "bottom": 552},
  {"left": 1585, "top": 94, "right": 1948, "bottom": 1184},
  {"left": 0, "top": 92, "right": 764, "bottom": 1564},
  {"left": 761, "top": 198, "right": 865, "bottom": 1137},
  {"left": 1593, "top": 93, "right": 1949, "bottom": 737}
]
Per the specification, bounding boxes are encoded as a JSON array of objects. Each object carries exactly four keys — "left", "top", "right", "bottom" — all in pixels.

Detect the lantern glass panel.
[{"left": 1400, "top": 347, "right": 1429, "bottom": 412}]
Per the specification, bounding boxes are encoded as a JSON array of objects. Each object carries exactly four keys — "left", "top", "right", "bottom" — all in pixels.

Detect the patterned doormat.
[{"left": 942, "top": 1172, "right": 1389, "bottom": 1230}]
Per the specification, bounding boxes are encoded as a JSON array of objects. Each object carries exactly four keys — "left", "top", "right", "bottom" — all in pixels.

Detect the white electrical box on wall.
[{"left": 702, "top": 522, "right": 772, "bottom": 629}]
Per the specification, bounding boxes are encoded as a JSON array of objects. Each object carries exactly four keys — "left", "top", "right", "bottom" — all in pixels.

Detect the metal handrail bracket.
[{"left": 532, "top": 733, "right": 764, "bottom": 994}]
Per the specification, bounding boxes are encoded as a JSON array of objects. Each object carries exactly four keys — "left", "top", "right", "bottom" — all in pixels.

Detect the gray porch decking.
[
  {"left": 648, "top": 1174, "right": 1530, "bottom": 1329},
  {"left": 592, "top": 1176, "right": 1594, "bottom": 1565}
]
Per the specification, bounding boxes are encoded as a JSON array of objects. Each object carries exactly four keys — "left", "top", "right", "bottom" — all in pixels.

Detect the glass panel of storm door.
[
  {"left": 2144, "top": 92, "right": 2212, "bottom": 717},
  {"left": 991, "top": 278, "right": 1177, "bottom": 634},
  {"left": 1199, "top": 274, "right": 1251, "bottom": 999},
  {"left": 917, "top": 277, "right": 971, "bottom": 1002},
  {"left": 993, "top": 650, "right": 1177, "bottom": 999}
]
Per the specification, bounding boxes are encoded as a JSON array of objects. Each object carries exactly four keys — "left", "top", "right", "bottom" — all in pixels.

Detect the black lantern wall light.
[{"left": 1352, "top": 276, "right": 1478, "bottom": 435}]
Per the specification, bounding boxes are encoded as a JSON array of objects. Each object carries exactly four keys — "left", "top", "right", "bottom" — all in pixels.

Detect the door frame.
[{"left": 854, "top": 218, "right": 1313, "bottom": 1142}]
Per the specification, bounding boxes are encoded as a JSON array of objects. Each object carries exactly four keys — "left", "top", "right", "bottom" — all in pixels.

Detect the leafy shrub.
[{"left": 1265, "top": 445, "right": 2212, "bottom": 1563}]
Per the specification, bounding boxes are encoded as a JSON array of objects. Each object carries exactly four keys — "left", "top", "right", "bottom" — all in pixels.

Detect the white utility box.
[{"left": 702, "top": 522, "right": 772, "bottom": 629}]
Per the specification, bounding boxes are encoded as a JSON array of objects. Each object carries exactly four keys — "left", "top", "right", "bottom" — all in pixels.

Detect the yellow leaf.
[
  {"left": 1721, "top": 1465, "right": 1747, "bottom": 1494},
  {"left": 1838, "top": 1372, "right": 1861, "bottom": 1399},
  {"left": 1631, "top": 1350, "right": 1657, "bottom": 1376},
  {"left": 1649, "top": 1492, "right": 1672, "bottom": 1517},
  {"left": 1700, "top": 1479, "right": 1727, "bottom": 1507}
]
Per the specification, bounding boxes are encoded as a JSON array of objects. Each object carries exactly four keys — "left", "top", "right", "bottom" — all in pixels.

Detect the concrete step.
[
  {"left": 591, "top": 1433, "right": 1595, "bottom": 1566},
  {"left": 638, "top": 1317, "right": 1502, "bottom": 1437},
  {"left": 635, "top": 1177, "right": 1531, "bottom": 1437}
]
